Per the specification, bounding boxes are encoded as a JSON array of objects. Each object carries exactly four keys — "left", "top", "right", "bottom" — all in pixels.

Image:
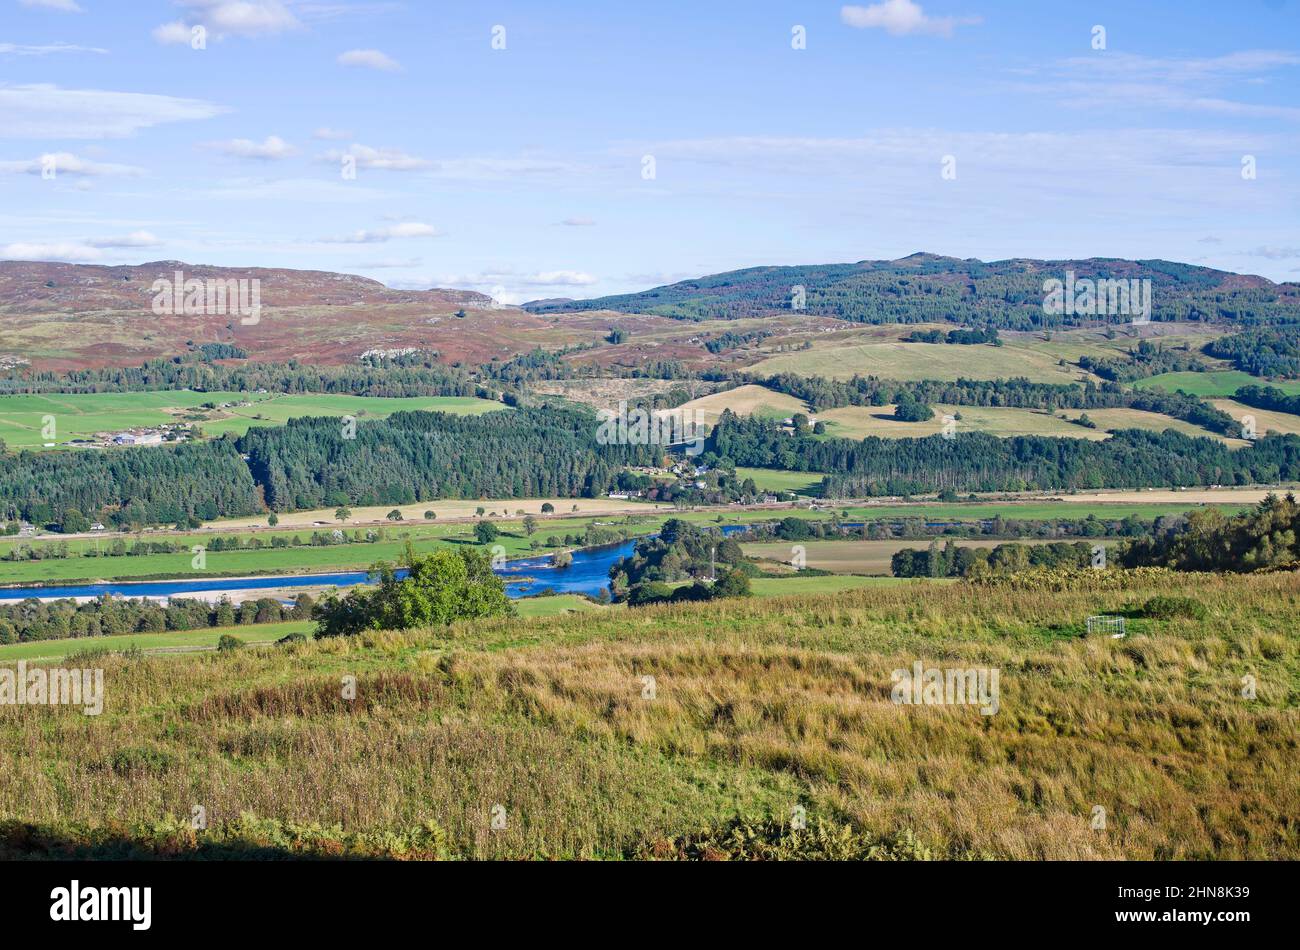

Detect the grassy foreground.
[{"left": 0, "top": 570, "right": 1296, "bottom": 860}]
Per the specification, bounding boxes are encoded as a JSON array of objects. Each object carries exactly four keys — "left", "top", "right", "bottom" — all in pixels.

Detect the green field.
[
  {"left": 748, "top": 574, "right": 919, "bottom": 595},
  {"left": 734, "top": 467, "right": 826, "bottom": 495},
  {"left": 0, "top": 390, "right": 263, "bottom": 450},
  {"left": 0, "top": 620, "right": 312, "bottom": 662},
  {"left": 0, "top": 391, "right": 504, "bottom": 450},
  {"left": 194, "top": 393, "right": 504, "bottom": 438},
  {"left": 1135, "top": 370, "right": 1300, "bottom": 398}
]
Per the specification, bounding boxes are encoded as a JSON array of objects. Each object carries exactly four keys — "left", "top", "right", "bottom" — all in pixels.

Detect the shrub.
[
  {"left": 1139, "top": 595, "right": 1208, "bottom": 620},
  {"left": 217, "top": 634, "right": 243, "bottom": 652}
]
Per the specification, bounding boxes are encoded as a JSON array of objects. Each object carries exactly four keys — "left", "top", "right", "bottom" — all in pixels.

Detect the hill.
[
  {"left": 524, "top": 253, "right": 1300, "bottom": 329},
  {"left": 1, "top": 571, "right": 1294, "bottom": 859}
]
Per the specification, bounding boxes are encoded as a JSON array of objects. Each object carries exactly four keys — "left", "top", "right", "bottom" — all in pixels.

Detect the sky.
[{"left": 1, "top": 0, "right": 1298, "bottom": 303}]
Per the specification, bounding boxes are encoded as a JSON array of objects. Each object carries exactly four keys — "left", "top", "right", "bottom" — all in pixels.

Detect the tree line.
[{"left": 707, "top": 411, "right": 1300, "bottom": 495}]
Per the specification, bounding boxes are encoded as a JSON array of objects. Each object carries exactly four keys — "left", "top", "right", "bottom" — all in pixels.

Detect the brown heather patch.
[{"left": 0, "top": 569, "right": 1295, "bottom": 859}]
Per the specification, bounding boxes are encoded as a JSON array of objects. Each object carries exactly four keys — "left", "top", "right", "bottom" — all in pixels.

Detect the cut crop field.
[
  {"left": 814, "top": 404, "right": 1230, "bottom": 443},
  {"left": 745, "top": 323, "right": 1229, "bottom": 385},
  {"left": 665, "top": 384, "right": 808, "bottom": 426},
  {"left": 1, "top": 570, "right": 1293, "bottom": 859},
  {"left": 1210, "top": 399, "right": 1300, "bottom": 437},
  {"left": 743, "top": 538, "right": 1117, "bottom": 576},
  {"left": 747, "top": 326, "right": 1095, "bottom": 384}
]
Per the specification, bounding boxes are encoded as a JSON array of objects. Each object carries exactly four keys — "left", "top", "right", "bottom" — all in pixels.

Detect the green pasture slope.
[
  {"left": 1135, "top": 371, "right": 1300, "bottom": 398},
  {"left": 0, "top": 391, "right": 504, "bottom": 449}
]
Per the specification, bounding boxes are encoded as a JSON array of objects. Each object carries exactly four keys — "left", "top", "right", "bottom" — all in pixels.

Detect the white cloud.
[
  {"left": 313, "top": 126, "right": 353, "bottom": 140},
  {"left": 86, "top": 230, "right": 162, "bottom": 248},
  {"left": 0, "top": 84, "right": 229, "bottom": 139},
  {"left": 19, "top": 0, "right": 84, "bottom": 12},
  {"left": 0, "top": 151, "right": 143, "bottom": 176},
  {"left": 561, "top": 216, "right": 596, "bottom": 226},
  {"left": 1, "top": 241, "right": 102, "bottom": 262},
  {"left": 0, "top": 42, "right": 106, "bottom": 55},
  {"left": 324, "top": 143, "right": 431, "bottom": 171},
  {"left": 153, "top": 1, "right": 300, "bottom": 43},
  {"left": 321, "top": 221, "right": 437, "bottom": 243},
  {"left": 207, "top": 135, "right": 297, "bottom": 160},
  {"left": 841, "top": 1, "right": 981, "bottom": 38},
  {"left": 337, "top": 48, "right": 402, "bottom": 72}
]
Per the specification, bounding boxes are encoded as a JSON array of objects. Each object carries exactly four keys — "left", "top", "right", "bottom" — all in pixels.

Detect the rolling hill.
[{"left": 524, "top": 253, "right": 1300, "bottom": 329}]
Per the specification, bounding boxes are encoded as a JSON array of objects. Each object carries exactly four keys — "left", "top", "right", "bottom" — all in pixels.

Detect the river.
[{"left": 0, "top": 523, "right": 779, "bottom": 604}]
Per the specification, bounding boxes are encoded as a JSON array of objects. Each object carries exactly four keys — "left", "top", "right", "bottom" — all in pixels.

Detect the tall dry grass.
[{"left": 0, "top": 570, "right": 1295, "bottom": 859}]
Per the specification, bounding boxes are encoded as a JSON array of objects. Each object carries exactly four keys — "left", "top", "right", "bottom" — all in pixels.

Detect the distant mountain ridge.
[
  {"left": 524, "top": 253, "right": 1300, "bottom": 329},
  {"left": 0, "top": 260, "right": 491, "bottom": 313}
]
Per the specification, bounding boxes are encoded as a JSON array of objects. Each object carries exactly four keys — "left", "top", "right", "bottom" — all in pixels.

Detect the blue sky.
[{"left": 2, "top": 0, "right": 1298, "bottom": 302}]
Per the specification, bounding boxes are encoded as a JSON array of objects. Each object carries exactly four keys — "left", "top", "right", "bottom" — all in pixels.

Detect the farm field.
[
  {"left": 2, "top": 570, "right": 1293, "bottom": 859},
  {"left": 209, "top": 496, "right": 666, "bottom": 530},
  {"left": 1135, "top": 370, "right": 1300, "bottom": 398},
  {"left": 0, "top": 620, "right": 312, "bottom": 662},
  {"left": 746, "top": 323, "right": 1228, "bottom": 385},
  {"left": 0, "top": 390, "right": 503, "bottom": 450},
  {"left": 194, "top": 393, "right": 504, "bottom": 438},
  {"left": 743, "top": 538, "right": 1117, "bottom": 576},
  {"left": 734, "top": 466, "right": 825, "bottom": 495},
  {"left": 748, "top": 330, "right": 1093, "bottom": 384},
  {"left": 679, "top": 387, "right": 1229, "bottom": 445},
  {"left": 665, "top": 384, "right": 808, "bottom": 426},
  {"left": 0, "top": 390, "right": 263, "bottom": 450},
  {"left": 817, "top": 403, "right": 1229, "bottom": 443},
  {"left": 1210, "top": 399, "right": 1300, "bottom": 437}
]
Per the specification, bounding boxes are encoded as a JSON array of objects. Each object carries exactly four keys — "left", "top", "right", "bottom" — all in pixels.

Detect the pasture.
[{"left": 0, "top": 391, "right": 505, "bottom": 450}]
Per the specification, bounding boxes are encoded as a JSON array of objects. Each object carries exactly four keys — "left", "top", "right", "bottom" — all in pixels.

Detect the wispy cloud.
[
  {"left": 320, "top": 221, "right": 437, "bottom": 243},
  {"left": 322, "top": 143, "right": 431, "bottom": 171},
  {"left": 0, "top": 84, "right": 229, "bottom": 139},
  {"left": 19, "top": 0, "right": 84, "bottom": 12},
  {"left": 86, "top": 230, "right": 163, "bottom": 248},
  {"left": 0, "top": 42, "right": 106, "bottom": 55},
  {"left": 1014, "top": 50, "right": 1300, "bottom": 121},
  {"left": 0, "top": 151, "right": 143, "bottom": 177}
]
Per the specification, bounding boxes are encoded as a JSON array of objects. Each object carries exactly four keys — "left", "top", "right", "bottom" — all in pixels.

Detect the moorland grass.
[{"left": 0, "top": 569, "right": 1295, "bottom": 860}]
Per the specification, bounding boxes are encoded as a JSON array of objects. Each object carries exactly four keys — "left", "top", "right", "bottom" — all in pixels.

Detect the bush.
[
  {"left": 217, "top": 634, "right": 243, "bottom": 652},
  {"left": 1138, "top": 595, "right": 1208, "bottom": 620}
]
